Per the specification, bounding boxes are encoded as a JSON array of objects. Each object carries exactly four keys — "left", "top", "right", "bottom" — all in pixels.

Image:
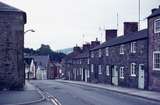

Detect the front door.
[
  {"left": 112, "top": 66, "right": 118, "bottom": 86},
  {"left": 138, "top": 64, "right": 145, "bottom": 89}
]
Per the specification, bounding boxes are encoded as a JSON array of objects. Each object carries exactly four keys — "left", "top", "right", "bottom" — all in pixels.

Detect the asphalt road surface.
[{"left": 31, "top": 80, "right": 160, "bottom": 105}]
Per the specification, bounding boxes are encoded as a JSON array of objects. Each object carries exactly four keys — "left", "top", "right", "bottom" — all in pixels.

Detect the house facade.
[
  {"left": 0, "top": 2, "right": 26, "bottom": 90},
  {"left": 148, "top": 7, "right": 160, "bottom": 91},
  {"left": 63, "top": 6, "right": 160, "bottom": 91}
]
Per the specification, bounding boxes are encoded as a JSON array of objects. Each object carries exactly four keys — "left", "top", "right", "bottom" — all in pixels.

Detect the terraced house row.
[{"left": 62, "top": 6, "right": 160, "bottom": 91}]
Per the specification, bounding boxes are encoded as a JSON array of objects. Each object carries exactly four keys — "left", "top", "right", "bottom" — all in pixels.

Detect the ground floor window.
[
  {"left": 119, "top": 67, "right": 124, "bottom": 79},
  {"left": 153, "top": 51, "right": 160, "bottom": 70},
  {"left": 106, "top": 65, "right": 109, "bottom": 76},
  {"left": 98, "top": 65, "right": 102, "bottom": 74},
  {"left": 131, "top": 63, "right": 136, "bottom": 76},
  {"left": 91, "top": 64, "right": 94, "bottom": 72}
]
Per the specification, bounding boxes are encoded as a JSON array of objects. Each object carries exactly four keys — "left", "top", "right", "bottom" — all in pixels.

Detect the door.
[
  {"left": 112, "top": 66, "right": 118, "bottom": 86},
  {"left": 138, "top": 64, "right": 145, "bottom": 89}
]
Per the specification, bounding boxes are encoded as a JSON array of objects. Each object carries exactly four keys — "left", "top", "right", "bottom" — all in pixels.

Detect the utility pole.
[{"left": 138, "top": 0, "right": 141, "bottom": 31}]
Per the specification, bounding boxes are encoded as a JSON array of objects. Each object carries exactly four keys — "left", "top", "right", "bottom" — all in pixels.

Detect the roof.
[
  {"left": 0, "top": 2, "right": 27, "bottom": 23},
  {"left": 25, "top": 55, "right": 50, "bottom": 67},
  {"left": 91, "top": 29, "right": 148, "bottom": 51},
  {"left": 74, "top": 51, "right": 89, "bottom": 59},
  {"left": 148, "top": 7, "right": 160, "bottom": 19}
]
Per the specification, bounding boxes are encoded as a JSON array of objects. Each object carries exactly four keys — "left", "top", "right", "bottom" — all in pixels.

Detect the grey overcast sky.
[{"left": 2, "top": 0, "right": 160, "bottom": 50}]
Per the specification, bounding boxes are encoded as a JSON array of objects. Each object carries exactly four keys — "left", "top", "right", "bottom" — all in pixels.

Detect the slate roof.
[
  {"left": 148, "top": 7, "right": 160, "bottom": 18},
  {"left": 74, "top": 51, "right": 89, "bottom": 59},
  {"left": 91, "top": 29, "right": 148, "bottom": 51},
  {"left": 0, "top": 2, "right": 27, "bottom": 23}
]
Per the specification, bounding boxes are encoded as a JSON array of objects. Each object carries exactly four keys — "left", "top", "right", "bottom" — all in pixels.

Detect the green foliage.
[{"left": 24, "top": 44, "right": 66, "bottom": 62}]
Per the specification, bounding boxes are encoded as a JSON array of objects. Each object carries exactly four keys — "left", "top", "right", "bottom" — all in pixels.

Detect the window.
[
  {"left": 131, "top": 42, "right": 136, "bottom": 53},
  {"left": 106, "top": 65, "right": 109, "bottom": 76},
  {"left": 87, "top": 59, "right": 90, "bottom": 64},
  {"left": 98, "top": 49, "right": 102, "bottom": 57},
  {"left": 87, "top": 70, "right": 90, "bottom": 78},
  {"left": 80, "top": 59, "right": 82, "bottom": 64},
  {"left": 105, "top": 47, "right": 109, "bottom": 56},
  {"left": 80, "top": 68, "right": 82, "bottom": 75},
  {"left": 91, "top": 64, "right": 94, "bottom": 72},
  {"left": 91, "top": 52, "right": 94, "bottom": 58},
  {"left": 98, "top": 65, "right": 102, "bottom": 74},
  {"left": 154, "top": 18, "right": 160, "bottom": 33},
  {"left": 120, "top": 44, "right": 124, "bottom": 54},
  {"left": 120, "top": 67, "right": 124, "bottom": 79},
  {"left": 131, "top": 63, "right": 136, "bottom": 76},
  {"left": 153, "top": 51, "right": 160, "bottom": 70}
]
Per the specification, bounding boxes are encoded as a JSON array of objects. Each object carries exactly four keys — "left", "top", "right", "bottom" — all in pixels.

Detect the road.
[{"left": 31, "top": 80, "right": 160, "bottom": 105}]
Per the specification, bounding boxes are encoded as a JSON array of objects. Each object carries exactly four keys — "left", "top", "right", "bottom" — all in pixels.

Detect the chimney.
[
  {"left": 73, "top": 45, "right": 81, "bottom": 53},
  {"left": 105, "top": 29, "right": 117, "bottom": 41},
  {"left": 152, "top": 8, "right": 158, "bottom": 13},
  {"left": 91, "top": 38, "right": 100, "bottom": 48},
  {"left": 82, "top": 43, "right": 90, "bottom": 51},
  {"left": 124, "top": 22, "right": 138, "bottom": 35}
]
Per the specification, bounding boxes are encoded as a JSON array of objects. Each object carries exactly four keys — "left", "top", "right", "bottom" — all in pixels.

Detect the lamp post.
[{"left": 24, "top": 29, "right": 35, "bottom": 81}]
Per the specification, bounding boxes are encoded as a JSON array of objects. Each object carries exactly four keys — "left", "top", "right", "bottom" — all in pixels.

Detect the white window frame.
[
  {"left": 131, "top": 42, "right": 136, "bottom": 53},
  {"left": 98, "top": 49, "right": 102, "bottom": 57},
  {"left": 154, "top": 18, "right": 160, "bottom": 34},
  {"left": 153, "top": 51, "right": 160, "bottom": 71},
  {"left": 131, "top": 63, "right": 136, "bottom": 76},
  {"left": 106, "top": 65, "right": 110, "bottom": 76},
  {"left": 120, "top": 44, "right": 124, "bottom": 54},
  {"left": 119, "top": 67, "right": 124, "bottom": 79},
  {"left": 87, "top": 70, "right": 90, "bottom": 78},
  {"left": 91, "top": 64, "right": 94, "bottom": 72},
  {"left": 105, "top": 47, "right": 109, "bottom": 56},
  {"left": 87, "top": 58, "right": 90, "bottom": 64},
  {"left": 98, "top": 65, "right": 102, "bottom": 74},
  {"left": 91, "top": 52, "right": 94, "bottom": 58}
]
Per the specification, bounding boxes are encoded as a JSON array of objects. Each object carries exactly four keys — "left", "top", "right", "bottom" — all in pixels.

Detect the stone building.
[
  {"left": 0, "top": 2, "right": 26, "bottom": 90},
  {"left": 63, "top": 6, "right": 160, "bottom": 91},
  {"left": 90, "top": 25, "right": 148, "bottom": 89},
  {"left": 148, "top": 6, "right": 160, "bottom": 91}
]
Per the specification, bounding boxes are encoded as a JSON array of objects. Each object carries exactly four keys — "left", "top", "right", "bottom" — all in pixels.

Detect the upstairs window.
[
  {"left": 98, "top": 49, "right": 102, "bottom": 57},
  {"left": 154, "top": 19, "right": 160, "bottom": 33},
  {"left": 91, "top": 52, "right": 94, "bottom": 58},
  {"left": 91, "top": 64, "right": 94, "bottom": 72},
  {"left": 119, "top": 67, "right": 124, "bottom": 79},
  {"left": 106, "top": 65, "right": 110, "bottom": 76},
  {"left": 153, "top": 51, "right": 160, "bottom": 70},
  {"left": 105, "top": 47, "right": 109, "bottom": 56},
  {"left": 98, "top": 65, "right": 102, "bottom": 74},
  {"left": 131, "top": 42, "right": 136, "bottom": 53},
  {"left": 131, "top": 63, "right": 136, "bottom": 76},
  {"left": 120, "top": 44, "right": 124, "bottom": 54}
]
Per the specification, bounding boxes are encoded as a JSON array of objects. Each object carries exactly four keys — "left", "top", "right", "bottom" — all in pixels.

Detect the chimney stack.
[
  {"left": 73, "top": 45, "right": 81, "bottom": 53},
  {"left": 91, "top": 38, "right": 100, "bottom": 48},
  {"left": 105, "top": 29, "right": 117, "bottom": 41},
  {"left": 82, "top": 43, "right": 90, "bottom": 51},
  {"left": 151, "top": 8, "right": 158, "bottom": 13},
  {"left": 124, "top": 22, "right": 138, "bottom": 35}
]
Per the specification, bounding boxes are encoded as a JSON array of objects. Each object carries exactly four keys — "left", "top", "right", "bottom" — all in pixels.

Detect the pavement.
[
  {"left": 0, "top": 80, "right": 45, "bottom": 105},
  {"left": 56, "top": 79, "right": 160, "bottom": 103}
]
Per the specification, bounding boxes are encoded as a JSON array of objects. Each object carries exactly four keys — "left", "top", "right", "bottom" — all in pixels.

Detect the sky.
[{"left": 2, "top": 0, "right": 160, "bottom": 50}]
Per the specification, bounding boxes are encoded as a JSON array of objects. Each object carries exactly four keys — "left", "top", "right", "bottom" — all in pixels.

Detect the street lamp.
[{"left": 24, "top": 29, "right": 35, "bottom": 81}]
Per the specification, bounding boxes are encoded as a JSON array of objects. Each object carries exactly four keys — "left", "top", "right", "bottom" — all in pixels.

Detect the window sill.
[
  {"left": 131, "top": 74, "right": 136, "bottom": 77},
  {"left": 120, "top": 77, "right": 124, "bottom": 79},
  {"left": 120, "top": 53, "right": 124, "bottom": 55},
  {"left": 153, "top": 68, "right": 160, "bottom": 71}
]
